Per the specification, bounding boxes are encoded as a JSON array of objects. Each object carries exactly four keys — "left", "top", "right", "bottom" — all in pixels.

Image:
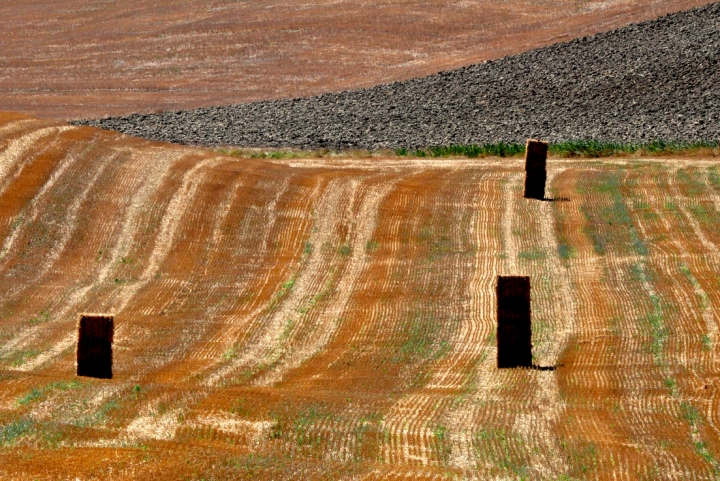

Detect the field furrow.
[{"left": 1, "top": 114, "right": 720, "bottom": 479}]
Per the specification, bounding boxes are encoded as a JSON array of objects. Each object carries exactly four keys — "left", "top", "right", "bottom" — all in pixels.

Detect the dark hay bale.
[
  {"left": 76, "top": 314, "right": 114, "bottom": 379},
  {"left": 496, "top": 276, "right": 532, "bottom": 368},
  {"left": 524, "top": 139, "right": 548, "bottom": 171},
  {"left": 524, "top": 139, "right": 548, "bottom": 200},
  {"left": 524, "top": 170, "right": 547, "bottom": 200}
]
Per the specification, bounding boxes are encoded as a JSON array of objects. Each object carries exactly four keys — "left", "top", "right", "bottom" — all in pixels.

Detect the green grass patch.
[
  {"left": 421, "top": 143, "right": 525, "bottom": 158},
  {"left": 580, "top": 174, "right": 648, "bottom": 256},
  {"left": 395, "top": 313, "right": 438, "bottom": 362},
  {"left": 431, "top": 424, "right": 451, "bottom": 462},
  {"left": 678, "top": 262, "right": 710, "bottom": 310},
  {"left": 702, "top": 334, "right": 712, "bottom": 352},
  {"left": 676, "top": 400, "right": 720, "bottom": 472},
  {"left": 269, "top": 275, "right": 297, "bottom": 310},
  {"left": 708, "top": 167, "right": 720, "bottom": 189},
  {"left": 6, "top": 349, "right": 42, "bottom": 367},
  {"left": 687, "top": 202, "right": 720, "bottom": 227},
  {"left": 581, "top": 221, "right": 605, "bottom": 255},
  {"left": 688, "top": 203, "right": 711, "bottom": 221},
  {"left": 294, "top": 405, "right": 333, "bottom": 447},
  {"left": 390, "top": 308, "right": 457, "bottom": 387},
  {"left": 557, "top": 243, "right": 574, "bottom": 260},
  {"left": 72, "top": 397, "right": 121, "bottom": 428},
  {"left": 280, "top": 318, "right": 295, "bottom": 341},
  {"left": 633, "top": 200, "right": 659, "bottom": 221},
  {"left": 473, "top": 428, "right": 528, "bottom": 478},
  {"left": 694, "top": 441, "right": 720, "bottom": 470},
  {"left": 676, "top": 169, "right": 707, "bottom": 198},
  {"left": 518, "top": 248, "right": 547, "bottom": 261},
  {"left": 17, "top": 388, "right": 43, "bottom": 406},
  {"left": 630, "top": 262, "right": 669, "bottom": 364},
  {"left": 0, "top": 417, "right": 35, "bottom": 446},
  {"left": 645, "top": 294, "right": 668, "bottom": 364},
  {"left": 664, "top": 378, "right": 678, "bottom": 397},
  {"left": 229, "top": 397, "right": 251, "bottom": 417},
  {"left": 365, "top": 239, "right": 380, "bottom": 254},
  {"left": 16, "top": 380, "right": 83, "bottom": 406},
  {"left": 398, "top": 141, "right": 720, "bottom": 158},
  {"left": 680, "top": 401, "right": 702, "bottom": 427},
  {"left": 563, "top": 440, "right": 599, "bottom": 478},
  {"left": 28, "top": 309, "right": 50, "bottom": 325},
  {"left": 416, "top": 224, "right": 453, "bottom": 261},
  {"left": 550, "top": 140, "right": 719, "bottom": 158},
  {"left": 219, "top": 141, "right": 719, "bottom": 160},
  {"left": 268, "top": 403, "right": 335, "bottom": 448}
]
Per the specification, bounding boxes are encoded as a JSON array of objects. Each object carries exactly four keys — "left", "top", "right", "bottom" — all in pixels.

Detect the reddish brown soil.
[
  {"left": 0, "top": 0, "right": 714, "bottom": 120},
  {"left": 1, "top": 112, "right": 720, "bottom": 479}
]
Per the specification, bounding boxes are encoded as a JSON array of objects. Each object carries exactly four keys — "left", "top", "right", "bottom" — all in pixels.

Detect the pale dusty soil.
[
  {"left": 0, "top": 0, "right": 715, "bottom": 121},
  {"left": 1, "top": 112, "right": 720, "bottom": 479}
]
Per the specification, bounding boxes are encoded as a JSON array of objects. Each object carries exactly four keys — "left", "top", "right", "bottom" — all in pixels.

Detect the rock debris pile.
[{"left": 73, "top": 2, "right": 720, "bottom": 149}]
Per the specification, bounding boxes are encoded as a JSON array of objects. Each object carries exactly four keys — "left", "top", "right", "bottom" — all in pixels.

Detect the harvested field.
[
  {"left": 2, "top": 112, "right": 720, "bottom": 479},
  {"left": 0, "top": 0, "right": 714, "bottom": 121},
  {"left": 74, "top": 1, "right": 720, "bottom": 149}
]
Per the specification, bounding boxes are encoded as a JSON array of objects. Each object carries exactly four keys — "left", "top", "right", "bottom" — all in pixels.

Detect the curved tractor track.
[{"left": 1, "top": 112, "right": 720, "bottom": 479}]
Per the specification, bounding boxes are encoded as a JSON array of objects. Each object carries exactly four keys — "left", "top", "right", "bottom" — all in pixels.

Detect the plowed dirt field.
[
  {"left": 1, "top": 112, "right": 720, "bottom": 479},
  {"left": 1, "top": 0, "right": 715, "bottom": 121}
]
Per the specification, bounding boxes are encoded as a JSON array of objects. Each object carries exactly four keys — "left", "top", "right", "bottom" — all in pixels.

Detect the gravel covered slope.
[{"left": 73, "top": 2, "right": 720, "bottom": 149}]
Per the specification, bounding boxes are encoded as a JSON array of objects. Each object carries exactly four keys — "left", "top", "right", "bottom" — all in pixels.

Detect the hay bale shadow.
[
  {"left": 530, "top": 364, "right": 562, "bottom": 371},
  {"left": 540, "top": 196, "right": 571, "bottom": 202}
]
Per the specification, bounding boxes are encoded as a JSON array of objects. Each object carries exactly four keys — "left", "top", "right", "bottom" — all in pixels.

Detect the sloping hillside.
[
  {"left": 76, "top": 1, "right": 720, "bottom": 149},
  {"left": 1, "top": 0, "right": 713, "bottom": 120},
  {"left": 1, "top": 112, "right": 720, "bottom": 479}
]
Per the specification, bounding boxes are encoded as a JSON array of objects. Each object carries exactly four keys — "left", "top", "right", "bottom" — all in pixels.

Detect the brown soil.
[
  {"left": 0, "top": 0, "right": 714, "bottom": 121},
  {"left": 1, "top": 112, "right": 720, "bottom": 479}
]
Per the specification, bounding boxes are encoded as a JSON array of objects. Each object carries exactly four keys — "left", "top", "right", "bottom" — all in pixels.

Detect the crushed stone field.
[
  {"left": 2, "top": 0, "right": 713, "bottom": 121},
  {"left": 1, "top": 112, "right": 720, "bottom": 479},
  {"left": 74, "top": 1, "right": 720, "bottom": 150}
]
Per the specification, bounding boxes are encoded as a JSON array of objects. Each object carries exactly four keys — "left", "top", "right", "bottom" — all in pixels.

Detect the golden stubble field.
[
  {"left": 0, "top": 112, "right": 719, "bottom": 479},
  {"left": 0, "top": 0, "right": 715, "bottom": 120}
]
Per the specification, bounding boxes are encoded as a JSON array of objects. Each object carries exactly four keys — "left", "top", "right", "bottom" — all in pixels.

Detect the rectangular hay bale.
[
  {"left": 496, "top": 276, "right": 532, "bottom": 368},
  {"left": 524, "top": 139, "right": 548, "bottom": 200},
  {"left": 76, "top": 314, "right": 114, "bottom": 379}
]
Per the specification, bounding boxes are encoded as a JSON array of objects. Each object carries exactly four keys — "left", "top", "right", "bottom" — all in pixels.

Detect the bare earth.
[
  {"left": 0, "top": 0, "right": 715, "bottom": 121},
  {"left": 0, "top": 112, "right": 719, "bottom": 479}
]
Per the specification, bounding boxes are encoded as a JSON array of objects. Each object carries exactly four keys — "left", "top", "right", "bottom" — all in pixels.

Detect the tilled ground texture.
[
  {"left": 1, "top": 0, "right": 712, "bottom": 120},
  {"left": 3, "top": 112, "right": 720, "bottom": 479},
  {"left": 75, "top": 1, "right": 720, "bottom": 149}
]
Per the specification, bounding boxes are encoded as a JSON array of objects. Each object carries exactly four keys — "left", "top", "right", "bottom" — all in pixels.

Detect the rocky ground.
[
  {"left": 4, "top": 0, "right": 709, "bottom": 120},
  {"left": 74, "top": 2, "right": 720, "bottom": 149}
]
